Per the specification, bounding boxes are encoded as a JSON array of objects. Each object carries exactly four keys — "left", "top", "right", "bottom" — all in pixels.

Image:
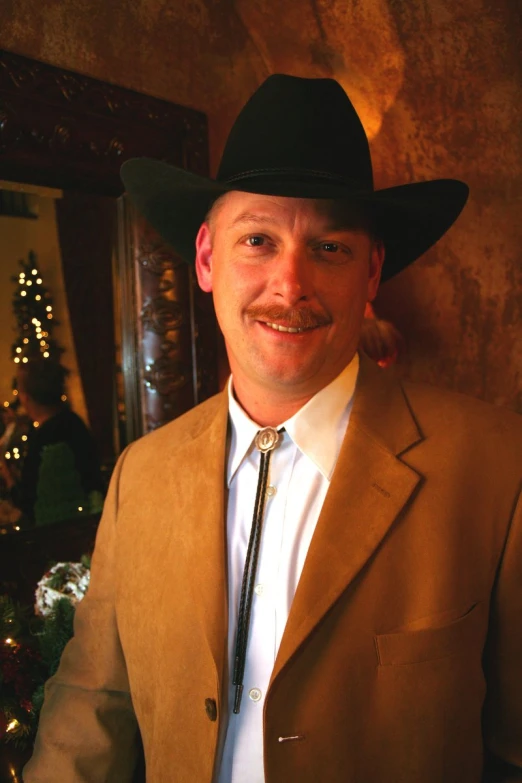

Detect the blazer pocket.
[{"left": 375, "top": 602, "right": 485, "bottom": 666}]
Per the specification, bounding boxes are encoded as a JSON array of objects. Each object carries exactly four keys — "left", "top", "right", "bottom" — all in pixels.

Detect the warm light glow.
[
  {"left": 5, "top": 452, "right": 10, "bottom": 459},
  {"left": 22, "top": 357, "right": 28, "bottom": 364},
  {"left": 35, "top": 294, "right": 42, "bottom": 301},
  {"left": 5, "top": 637, "right": 14, "bottom": 644},
  {"left": 43, "top": 351, "right": 49, "bottom": 358},
  {"left": 40, "top": 340, "right": 46, "bottom": 346},
  {"left": 32, "top": 268, "right": 38, "bottom": 275},
  {"left": 47, "top": 314, "right": 53, "bottom": 319},
  {"left": 14, "top": 526, "right": 20, "bottom": 531},
  {"left": 26, "top": 280, "right": 32, "bottom": 286},
  {"left": 22, "top": 435, "right": 27, "bottom": 441},
  {"left": 36, "top": 278, "right": 42, "bottom": 284},
  {"left": 16, "top": 347, "right": 22, "bottom": 353},
  {"left": 46, "top": 306, "right": 52, "bottom": 312},
  {"left": 2, "top": 401, "right": 8, "bottom": 407},
  {"left": 20, "top": 291, "right": 26, "bottom": 297},
  {"left": 23, "top": 338, "right": 28, "bottom": 344},
  {"left": 14, "top": 453, "right": 20, "bottom": 459},
  {"left": 14, "top": 358, "right": 20, "bottom": 364},
  {"left": 78, "top": 506, "right": 83, "bottom": 511},
  {"left": 7, "top": 719, "right": 20, "bottom": 733},
  {"left": 61, "top": 395, "right": 67, "bottom": 402},
  {"left": 20, "top": 273, "right": 25, "bottom": 279},
  {"left": 13, "top": 448, "right": 18, "bottom": 453},
  {"left": 33, "top": 421, "right": 40, "bottom": 428},
  {"left": 13, "top": 389, "right": 18, "bottom": 395}
]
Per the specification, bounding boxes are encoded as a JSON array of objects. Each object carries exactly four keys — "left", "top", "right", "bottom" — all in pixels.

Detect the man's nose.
[{"left": 271, "top": 247, "right": 313, "bottom": 304}]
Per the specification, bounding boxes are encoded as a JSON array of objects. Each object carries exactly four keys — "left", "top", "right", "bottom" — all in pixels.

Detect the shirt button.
[
  {"left": 254, "top": 584, "right": 264, "bottom": 596},
  {"left": 205, "top": 698, "right": 218, "bottom": 721},
  {"left": 266, "top": 485, "right": 277, "bottom": 497},
  {"left": 249, "top": 687, "right": 262, "bottom": 702}
]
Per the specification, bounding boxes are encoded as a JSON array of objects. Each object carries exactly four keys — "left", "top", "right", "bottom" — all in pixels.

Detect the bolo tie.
[{"left": 232, "top": 425, "right": 282, "bottom": 714}]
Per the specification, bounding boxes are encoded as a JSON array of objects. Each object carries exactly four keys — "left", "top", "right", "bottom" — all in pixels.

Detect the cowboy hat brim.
[{"left": 120, "top": 157, "right": 469, "bottom": 282}]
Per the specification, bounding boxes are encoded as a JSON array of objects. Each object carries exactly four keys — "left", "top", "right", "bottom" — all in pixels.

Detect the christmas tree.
[{"left": 10, "top": 250, "right": 63, "bottom": 369}]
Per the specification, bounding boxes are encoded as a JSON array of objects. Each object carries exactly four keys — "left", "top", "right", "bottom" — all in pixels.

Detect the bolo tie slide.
[{"left": 232, "top": 426, "right": 282, "bottom": 714}]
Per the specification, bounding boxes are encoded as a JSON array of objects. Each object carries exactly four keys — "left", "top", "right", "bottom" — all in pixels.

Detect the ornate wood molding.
[{"left": 0, "top": 49, "right": 208, "bottom": 194}]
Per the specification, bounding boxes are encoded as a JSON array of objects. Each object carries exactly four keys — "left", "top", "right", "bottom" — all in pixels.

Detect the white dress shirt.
[{"left": 217, "top": 354, "right": 359, "bottom": 783}]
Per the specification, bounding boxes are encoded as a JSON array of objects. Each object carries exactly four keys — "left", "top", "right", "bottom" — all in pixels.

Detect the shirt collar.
[{"left": 227, "top": 352, "right": 359, "bottom": 485}]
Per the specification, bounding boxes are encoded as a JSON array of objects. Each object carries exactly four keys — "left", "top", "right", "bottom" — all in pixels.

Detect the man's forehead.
[{"left": 211, "top": 191, "right": 372, "bottom": 231}]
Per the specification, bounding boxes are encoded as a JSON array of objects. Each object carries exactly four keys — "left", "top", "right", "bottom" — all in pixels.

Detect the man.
[
  {"left": 24, "top": 76, "right": 522, "bottom": 782},
  {"left": 2, "top": 360, "right": 103, "bottom": 525}
]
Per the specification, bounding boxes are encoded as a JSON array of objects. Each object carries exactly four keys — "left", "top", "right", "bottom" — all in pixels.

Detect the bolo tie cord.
[{"left": 232, "top": 426, "right": 282, "bottom": 714}]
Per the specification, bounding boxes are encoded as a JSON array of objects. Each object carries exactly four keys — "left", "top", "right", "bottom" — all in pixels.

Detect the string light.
[
  {"left": 31, "top": 268, "right": 38, "bottom": 275},
  {"left": 13, "top": 389, "right": 18, "bottom": 395},
  {"left": 78, "top": 506, "right": 83, "bottom": 512},
  {"left": 35, "top": 294, "right": 41, "bottom": 301},
  {"left": 20, "top": 291, "right": 26, "bottom": 297},
  {"left": 23, "top": 338, "right": 28, "bottom": 344},
  {"left": 47, "top": 314, "right": 53, "bottom": 319},
  {"left": 26, "top": 280, "right": 32, "bottom": 286},
  {"left": 5, "top": 452, "right": 10, "bottom": 459},
  {"left": 36, "top": 278, "right": 42, "bottom": 284},
  {"left": 46, "top": 306, "right": 52, "bottom": 312},
  {"left": 61, "top": 395, "right": 67, "bottom": 402},
  {"left": 2, "top": 401, "right": 8, "bottom": 407},
  {"left": 33, "top": 421, "right": 39, "bottom": 428},
  {"left": 43, "top": 351, "right": 49, "bottom": 358},
  {"left": 16, "top": 347, "right": 22, "bottom": 353},
  {"left": 21, "top": 435, "right": 27, "bottom": 441},
  {"left": 7, "top": 719, "right": 20, "bottom": 733},
  {"left": 20, "top": 273, "right": 25, "bottom": 279},
  {"left": 14, "top": 357, "right": 20, "bottom": 364},
  {"left": 22, "top": 357, "right": 28, "bottom": 364}
]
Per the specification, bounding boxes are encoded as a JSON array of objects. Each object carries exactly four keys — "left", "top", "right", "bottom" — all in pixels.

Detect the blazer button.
[{"left": 205, "top": 698, "right": 218, "bottom": 721}]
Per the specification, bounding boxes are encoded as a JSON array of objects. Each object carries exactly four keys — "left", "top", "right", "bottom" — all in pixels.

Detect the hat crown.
[{"left": 217, "top": 75, "right": 374, "bottom": 190}]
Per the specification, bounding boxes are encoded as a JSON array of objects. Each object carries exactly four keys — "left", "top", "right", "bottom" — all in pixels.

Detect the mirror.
[{"left": 0, "top": 49, "right": 219, "bottom": 533}]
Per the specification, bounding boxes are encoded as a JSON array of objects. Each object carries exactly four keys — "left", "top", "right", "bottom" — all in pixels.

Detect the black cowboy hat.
[{"left": 120, "top": 74, "right": 468, "bottom": 282}]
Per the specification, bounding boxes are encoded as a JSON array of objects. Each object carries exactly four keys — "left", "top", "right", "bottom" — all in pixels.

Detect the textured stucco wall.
[{"left": 1, "top": 0, "right": 520, "bottom": 410}]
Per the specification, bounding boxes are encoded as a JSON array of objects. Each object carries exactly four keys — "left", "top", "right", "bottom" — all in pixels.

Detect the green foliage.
[
  {"left": 36, "top": 598, "right": 75, "bottom": 678},
  {"left": 0, "top": 591, "right": 81, "bottom": 748}
]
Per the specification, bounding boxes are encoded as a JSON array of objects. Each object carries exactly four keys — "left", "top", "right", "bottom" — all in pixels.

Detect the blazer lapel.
[
  {"left": 166, "top": 392, "right": 229, "bottom": 681},
  {"left": 272, "top": 356, "right": 423, "bottom": 682}
]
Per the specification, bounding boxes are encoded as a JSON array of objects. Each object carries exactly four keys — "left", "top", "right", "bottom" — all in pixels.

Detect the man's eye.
[
  {"left": 246, "top": 235, "right": 265, "bottom": 247},
  {"left": 320, "top": 242, "right": 339, "bottom": 253}
]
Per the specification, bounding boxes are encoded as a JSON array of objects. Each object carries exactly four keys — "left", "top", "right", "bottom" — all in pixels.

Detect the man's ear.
[
  {"left": 195, "top": 222, "right": 213, "bottom": 293},
  {"left": 367, "top": 239, "right": 385, "bottom": 302}
]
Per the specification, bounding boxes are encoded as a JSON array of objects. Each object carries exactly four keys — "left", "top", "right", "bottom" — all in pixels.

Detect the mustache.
[{"left": 246, "top": 304, "right": 331, "bottom": 329}]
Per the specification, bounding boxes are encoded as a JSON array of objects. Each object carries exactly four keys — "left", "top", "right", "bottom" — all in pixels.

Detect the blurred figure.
[
  {"left": 3, "top": 360, "right": 104, "bottom": 525},
  {"left": 359, "top": 301, "right": 403, "bottom": 368}
]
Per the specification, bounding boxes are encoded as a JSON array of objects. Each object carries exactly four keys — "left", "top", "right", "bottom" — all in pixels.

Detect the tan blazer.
[{"left": 24, "top": 356, "right": 522, "bottom": 782}]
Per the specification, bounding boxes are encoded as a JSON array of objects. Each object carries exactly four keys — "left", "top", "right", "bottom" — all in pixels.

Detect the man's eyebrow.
[{"left": 227, "top": 212, "right": 282, "bottom": 229}]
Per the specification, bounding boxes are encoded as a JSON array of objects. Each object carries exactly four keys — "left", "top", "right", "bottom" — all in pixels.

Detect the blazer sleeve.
[
  {"left": 23, "top": 446, "right": 140, "bottom": 783},
  {"left": 483, "top": 485, "right": 522, "bottom": 782}
]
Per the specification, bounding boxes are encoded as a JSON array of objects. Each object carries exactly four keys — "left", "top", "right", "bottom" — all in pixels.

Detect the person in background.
[{"left": 2, "top": 359, "right": 104, "bottom": 525}]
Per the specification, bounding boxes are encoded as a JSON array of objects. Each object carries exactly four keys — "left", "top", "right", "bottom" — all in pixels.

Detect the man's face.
[{"left": 195, "top": 192, "right": 384, "bottom": 403}]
